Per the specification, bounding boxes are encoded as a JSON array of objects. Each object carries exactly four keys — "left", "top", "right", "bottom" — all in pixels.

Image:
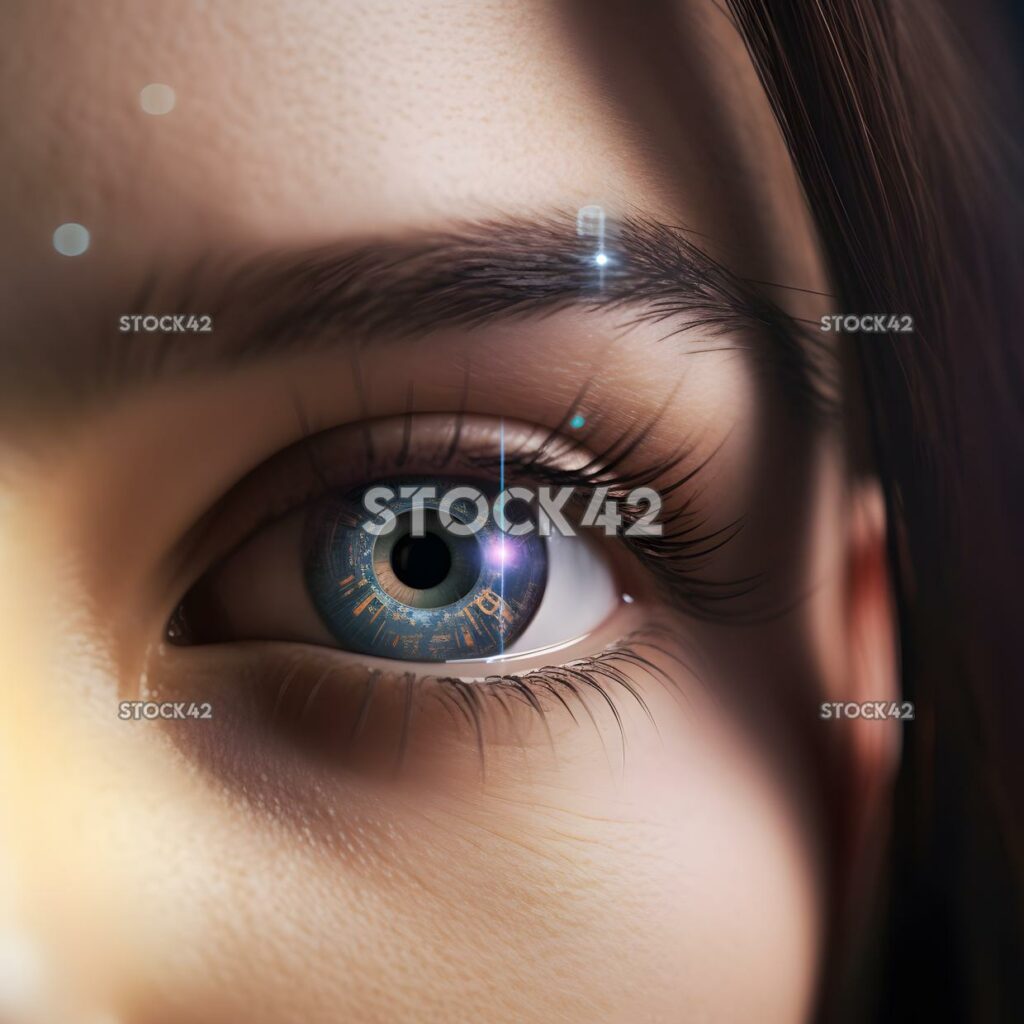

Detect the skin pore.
[{"left": 0, "top": 2, "right": 899, "bottom": 1022}]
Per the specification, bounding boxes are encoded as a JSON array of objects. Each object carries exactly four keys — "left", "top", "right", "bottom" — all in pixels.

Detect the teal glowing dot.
[{"left": 569, "top": 413, "right": 586, "bottom": 429}]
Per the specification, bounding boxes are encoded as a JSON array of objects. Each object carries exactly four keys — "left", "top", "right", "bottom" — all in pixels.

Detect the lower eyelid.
[{"left": 150, "top": 603, "right": 677, "bottom": 782}]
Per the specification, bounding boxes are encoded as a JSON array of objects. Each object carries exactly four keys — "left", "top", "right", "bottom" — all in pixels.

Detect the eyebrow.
[{"left": 5, "top": 213, "right": 829, "bottom": 418}]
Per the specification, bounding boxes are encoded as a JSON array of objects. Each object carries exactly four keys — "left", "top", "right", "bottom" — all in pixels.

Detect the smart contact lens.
[{"left": 304, "top": 480, "right": 547, "bottom": 661}]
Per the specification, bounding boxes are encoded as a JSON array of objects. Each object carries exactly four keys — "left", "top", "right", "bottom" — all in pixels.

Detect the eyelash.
[
  {"left": 170, "top": 398, "right": 748, "bottom": 636},
  {"left": 264, "top": 624, "right": 690, "bottom": 775},
  {"left": 430, "top": 625, "right": 691, "bottom": 769},
  {"left": 465, "top": 408, "right": 756, "bottom": 620},
  {"left": 166, "top": 402, "right": 744, "bottom": 764}
]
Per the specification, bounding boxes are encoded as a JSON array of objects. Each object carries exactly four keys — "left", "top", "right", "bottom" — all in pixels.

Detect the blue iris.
[{"left": 304, "top": 480, "right": 547, "bottom": 661}]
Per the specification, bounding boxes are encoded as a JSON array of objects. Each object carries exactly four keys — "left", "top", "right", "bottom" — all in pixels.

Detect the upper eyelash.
[
  {"left": 465, "top": 410, "right": 762, "bottom": 622},
  {"left": 170, "top": 396, "right": 757, "bottom": 641}
]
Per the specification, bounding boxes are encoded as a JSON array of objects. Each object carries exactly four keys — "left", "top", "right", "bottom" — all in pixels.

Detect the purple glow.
[{"left": 486, "top": 537, "right": 517, "bottom": 568}]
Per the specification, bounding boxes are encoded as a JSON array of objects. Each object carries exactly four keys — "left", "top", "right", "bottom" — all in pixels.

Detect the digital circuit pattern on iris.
[{"left": 304, "top": 480, "right": 547, "bottom": 662}]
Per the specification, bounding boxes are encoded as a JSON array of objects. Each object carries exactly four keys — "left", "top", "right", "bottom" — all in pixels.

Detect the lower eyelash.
[{"left": 274, "top": 624, "right": 695, "bottom": 778}]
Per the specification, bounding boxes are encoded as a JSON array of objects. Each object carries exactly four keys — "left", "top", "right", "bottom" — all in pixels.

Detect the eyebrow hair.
[{"left": 5, "top": 213, "right": 832, "bottom": 419}]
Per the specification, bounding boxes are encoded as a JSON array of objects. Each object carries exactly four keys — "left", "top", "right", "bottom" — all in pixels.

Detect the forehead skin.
[
  {"left": 0, "top": 2, "right": 833, "bottom": 1023},
  {"left": 1, "top": 0, "right": 825, "bottom": 293}
]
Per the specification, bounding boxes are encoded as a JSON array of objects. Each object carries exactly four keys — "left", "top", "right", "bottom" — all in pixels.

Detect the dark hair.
[
  {"left": 725, "top": 2, "right": 1023, "bottom": 1019},
  {"left": 570, "top": 0, "right": 1022, "bottom": 1019}
]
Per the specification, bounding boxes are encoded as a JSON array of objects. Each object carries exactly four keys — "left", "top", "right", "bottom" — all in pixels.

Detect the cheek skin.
[{"left": 0, "top": 548, "right": 822, "bottom": 1024}]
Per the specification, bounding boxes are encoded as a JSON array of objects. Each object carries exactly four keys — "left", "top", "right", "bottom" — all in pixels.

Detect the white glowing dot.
[
  {"left": 621, "top": 593, "right": 634, "bottom": 604},
  {"left": 488, "top": 538, "right": 517, "bottom": 567},
  {"left": 595, "top": 252, "right": 608, "bottom": 266},
  {"left": 52, "top": 222, "right": 90, "bottom": 256},
  {"left": 140, "top": 83, "right": 176, "bottom": 115}
]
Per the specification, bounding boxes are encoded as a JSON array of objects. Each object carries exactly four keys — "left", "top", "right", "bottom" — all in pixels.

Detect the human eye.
[
  {"left": 174, "top": 444, "right": 622, "bottom": 664},
  {"left": 151, "top": 383, "right": 754, "bottom": 786}
]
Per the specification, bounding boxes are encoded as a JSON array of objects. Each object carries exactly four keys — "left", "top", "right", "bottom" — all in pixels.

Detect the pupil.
[{"left": 390, "top": 532, "right": 452, "bottom": 590}]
